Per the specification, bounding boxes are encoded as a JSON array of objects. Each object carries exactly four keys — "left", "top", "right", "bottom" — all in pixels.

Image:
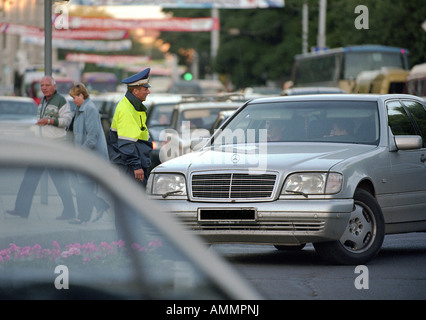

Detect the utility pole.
[
  {"left": 44, "top": 0, "right": 52, "bottom": 76},
  {"left": 42, "top": 0, "right": 53, "bottom": 205},
  {"left": 211, "top": 8, "right": 219, "bottom": 80},
  {"left": 302, "top": 1, "right": 308, "bottom": 54},
  {"left": 317, "top": 0, "right": 327, "bottom": 51}
]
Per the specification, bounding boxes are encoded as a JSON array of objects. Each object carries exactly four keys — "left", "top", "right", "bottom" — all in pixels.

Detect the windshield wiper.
[
  {"left": 162, "top": 190, "right": 182, "bottom": 199},
  {"left": 285, "top": 190, "right": 308, "bottom": 198}
]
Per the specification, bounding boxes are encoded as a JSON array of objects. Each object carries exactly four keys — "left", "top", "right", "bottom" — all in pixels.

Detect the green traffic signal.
[{"left": 183, "top": 72, "right": 193, "bottom": 81}]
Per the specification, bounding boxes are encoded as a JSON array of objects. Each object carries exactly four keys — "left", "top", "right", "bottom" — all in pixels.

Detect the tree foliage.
[{"left": 161, "top": 0, "right": 425, "bottom": 90}]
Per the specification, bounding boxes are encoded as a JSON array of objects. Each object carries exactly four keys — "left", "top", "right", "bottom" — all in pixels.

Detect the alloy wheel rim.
[{"left": 339, "top": 201, "right": 376, "bottom": 253}]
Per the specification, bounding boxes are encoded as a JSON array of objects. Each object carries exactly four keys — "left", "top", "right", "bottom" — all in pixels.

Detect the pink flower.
[
  {"left": 1, "top": 238, "right": 160, "bottom": 266},
  {"left": 148, "top": 239, "right": 162, "bottom": 248},
  {"left": 131, "top": 243, "right": 147, "bottom": 252},
  {"left": 52, "top": 241, "right": 61, "bottom": 249},
  {"left": 9, "top": 243, "right": 20, "bottom": 253}
]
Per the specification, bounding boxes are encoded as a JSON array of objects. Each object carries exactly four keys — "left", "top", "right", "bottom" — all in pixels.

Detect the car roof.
[
  {"left": 282, "top": 86, "right": 346, "bottom": 95},
  {"left": 176, "top": 100, "right": 244, "bottom": 111},
  {"left": 174, "top": 93, "right": 246, "bottom": 111},
  {"left": 145, "top": 93, "right": 183, "bottom": 108},
  {"left": 146, "top": 93, "right": 182, "bottom": 102},
  {"left": 248, "top": 93, "right": 425, "bottom": 104}
]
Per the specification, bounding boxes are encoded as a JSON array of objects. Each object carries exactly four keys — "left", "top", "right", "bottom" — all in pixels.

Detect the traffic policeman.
[{"left": 108, "top": 68, "right": 153, "bottom": 187}]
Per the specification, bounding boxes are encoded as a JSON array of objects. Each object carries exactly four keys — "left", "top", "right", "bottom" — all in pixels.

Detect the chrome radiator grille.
[{"left": 191, "top": 173, "right": 276, "bottom": 199}]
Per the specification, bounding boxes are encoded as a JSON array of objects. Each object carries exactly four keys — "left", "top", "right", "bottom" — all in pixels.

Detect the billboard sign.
[{"left": 69, "top": 0, "right": 285, "bottom": 8}]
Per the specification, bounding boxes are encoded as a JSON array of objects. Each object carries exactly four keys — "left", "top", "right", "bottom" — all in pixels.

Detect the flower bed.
[{"left": 0, "top": 239, "right": 162, "bottom": 268}]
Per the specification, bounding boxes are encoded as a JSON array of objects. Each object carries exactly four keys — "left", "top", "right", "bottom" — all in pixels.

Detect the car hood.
[{"left": 155, "top": 142, "right": 377, "bottom": 173}]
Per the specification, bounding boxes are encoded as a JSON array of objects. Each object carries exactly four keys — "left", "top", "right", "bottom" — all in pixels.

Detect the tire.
[
  {"left": 313, "top": 189, "right": 385, "bottom": 265},
  {"left": 274, "top": 244, "right": 306, "bottom": 251}
]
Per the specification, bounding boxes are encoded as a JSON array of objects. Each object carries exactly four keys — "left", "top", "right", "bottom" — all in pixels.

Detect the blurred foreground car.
[
  {"left": 0, "top": 137, "right": 261, "bottom": 300},
  {"left": 0, "top": 96, "right": 38, "bottom": 137},
  {"left": 147, "top": 94, "right": 426, "bottom": 265}
]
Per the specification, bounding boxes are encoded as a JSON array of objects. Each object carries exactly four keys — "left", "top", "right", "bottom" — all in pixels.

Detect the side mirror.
[{"left": 394, "top": 135, "right": 423, "bottom": 150}]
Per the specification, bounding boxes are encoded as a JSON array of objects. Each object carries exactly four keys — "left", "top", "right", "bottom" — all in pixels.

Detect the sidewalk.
[{"left": 0, "top": 194, "right": 115, "bottom": 249}]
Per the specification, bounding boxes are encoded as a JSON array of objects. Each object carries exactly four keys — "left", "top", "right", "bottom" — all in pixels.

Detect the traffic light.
[{"left": 182, "top": 72, "right": 193, "bottom": 81}]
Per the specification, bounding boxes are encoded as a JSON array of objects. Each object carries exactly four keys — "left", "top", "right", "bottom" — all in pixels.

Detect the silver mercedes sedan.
[{"left": 147, "top": 94, "right": 426, "bottom": 265}]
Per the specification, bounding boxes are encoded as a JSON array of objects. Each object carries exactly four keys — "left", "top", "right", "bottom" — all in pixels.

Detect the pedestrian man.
[{"left": 7, "top": 75, "right": 76, "bottom": 219}]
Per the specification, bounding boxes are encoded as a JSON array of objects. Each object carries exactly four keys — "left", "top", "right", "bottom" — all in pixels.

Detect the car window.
[
  {"left": 401, "top": 100, "right": 426, "bottom": 147},
  {"left": 179, "top": 107, "right": 237, "bottom": 132},
  {"left": 387, "top": 100, "right": 417, "bottom": 136},
  {"left": 146, "top": 104, "right": 175, "bottom": 127},
  {"left": 213, "top": 100, "right": 379, "bottom": 145},
  {"left": 0, "top": 165, "right": 228, "bottom": 299}
]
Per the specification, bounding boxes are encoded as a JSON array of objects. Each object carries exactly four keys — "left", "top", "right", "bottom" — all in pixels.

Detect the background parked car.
[
  {"left": 147, "top": 94, "right": 426, "bottom": 265},
  {"left": 167, "top": 80, "right": 203, "bottom": 95},
  {"left": 209, "top": 109, "right": 237, "bottom": 135},
  {"left": 90, "top": 92, "right": 123, "bottom": 140},
  {"left": 404, "top": 62, "right": 426, "bottom": 99},
  {"left": 0, "top": 96, "right": 38, "bottom": 137},
  {"left": 281, "top": 86, "right": 346, "bottom": 96},
  {"left": 353, "top": 68, "right": 409, "bottom": 94},
  {"left": 149, "top": 94, "right": 245, "bottom": 170},
  {"left": 0, "top": 136, "right": 262, "bottom": 300}
]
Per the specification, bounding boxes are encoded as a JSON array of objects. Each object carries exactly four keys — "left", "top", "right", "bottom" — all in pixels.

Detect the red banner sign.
[
  {"left": 66, "top": 53, "right": 150, "bottom": 65},
  {"left": 0, "top": 23, "right": 128, "bottom": 40}
]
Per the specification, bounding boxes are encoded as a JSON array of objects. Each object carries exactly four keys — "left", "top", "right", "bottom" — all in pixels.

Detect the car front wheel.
[{"left": 313, "top": 189, "right": 385, "bottom": 265}]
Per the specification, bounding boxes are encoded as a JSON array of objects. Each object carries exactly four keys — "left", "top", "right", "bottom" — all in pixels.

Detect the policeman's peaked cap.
[{"left": 122, "top": 68, "right": 151, "bottom": 88}]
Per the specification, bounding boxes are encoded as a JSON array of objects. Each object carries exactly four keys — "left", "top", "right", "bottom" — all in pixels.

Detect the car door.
[{"left": 386, "top": 99, "right": 426, "bottom": 224}]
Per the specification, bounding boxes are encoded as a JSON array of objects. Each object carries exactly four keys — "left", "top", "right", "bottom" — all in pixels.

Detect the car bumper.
[{"left": 149, "top": 198, "right": 354, "bottom": 245}]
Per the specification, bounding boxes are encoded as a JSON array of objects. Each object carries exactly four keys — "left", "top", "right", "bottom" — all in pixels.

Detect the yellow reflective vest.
[{"left": 111, "top": 96, "right": 149, "bottom": 142}]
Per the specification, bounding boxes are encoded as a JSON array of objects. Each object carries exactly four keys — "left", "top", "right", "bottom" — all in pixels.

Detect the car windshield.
[
  {"left": 0, "top": 165, "right": 226, "bottom": 299},
  {"left": 178, "top": 107, "right": 238, "bottom": 132},
  {"left": 146, "top": 104, "right": 175, "bottom": 127},
  {"left": 213, "top": 100, "right": 380, "bottom": 146},
  {"left": 0, "top": 101, "right": 37, "bottom": 119}
]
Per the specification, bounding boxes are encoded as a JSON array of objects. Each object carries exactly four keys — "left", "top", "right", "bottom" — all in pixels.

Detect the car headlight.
[
  {"left": 149, "top": 173, "right": 187, "bottom": 197},
  {"left": 282, "top": 172, "right": 343, "bottom": 196}
]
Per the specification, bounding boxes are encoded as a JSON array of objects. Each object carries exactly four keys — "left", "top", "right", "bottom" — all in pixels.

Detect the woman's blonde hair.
[{"left": 69, "top": 83, "right": 89, "bottom": 99}]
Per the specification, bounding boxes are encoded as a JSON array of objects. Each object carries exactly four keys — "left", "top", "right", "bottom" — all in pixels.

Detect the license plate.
[{"left": 198, "top": 208, "right": 256, "bottom": 222}]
